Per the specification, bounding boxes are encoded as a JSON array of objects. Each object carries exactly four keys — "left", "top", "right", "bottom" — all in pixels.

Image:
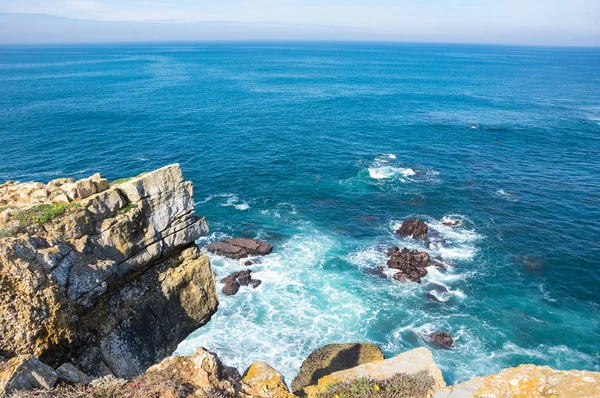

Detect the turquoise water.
[{"left": 1, "top": 43, "right": 599, "bottom": 384}]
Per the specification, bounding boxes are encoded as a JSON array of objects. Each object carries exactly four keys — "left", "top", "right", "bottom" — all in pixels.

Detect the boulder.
[
  {"left": 291, "top": 343, "right": 384, "bottom": 395},
  {"left": 429, "top": 332, "right": 453, "bottom": 348},
  {"left": 434, "top": 365, "right": 600, "bottom": 398},
  {"left": 396, "top": 218, "right": 428, "bottom": 240},
  {"left": 223, "top": 281, "right": 241, "bottom": 296},
  {"left": 442, "top": 220, "right": 461, "bottom": 227},
  {"left": 303, "top": 347, "right": 445, "bottom": 398},
  {"left": 0, "top": 356, "right": 58, "bottom": 394},
  {"left": 242, "top": 361, "right": 295, "bottom": 398},
  {"left": 143, "top": 347, "right": 239, "bottom": 397},
  {"left": 0, "top": 164, "right": 218, "bottom": 379},
  {"left": 56, "top": 363, "right": 91, "bottom": 385},
  {"left": 221, "top": 270, "right": 261, "bottom": 295},
  {"left": 387, "top": 247, "right": 430, "bottom": 283},
  {"left": 206, "top": 237, "right": 273, "bottom": 259}
]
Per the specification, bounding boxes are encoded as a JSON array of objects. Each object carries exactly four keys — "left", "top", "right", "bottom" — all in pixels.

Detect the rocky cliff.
[{"left": 0, "top": 164, "right": 218, "bottom": 379}]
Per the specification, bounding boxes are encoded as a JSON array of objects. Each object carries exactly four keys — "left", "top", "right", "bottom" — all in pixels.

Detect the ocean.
[{"left": 1, "top": 42, "right": 599, "bottom": 385}]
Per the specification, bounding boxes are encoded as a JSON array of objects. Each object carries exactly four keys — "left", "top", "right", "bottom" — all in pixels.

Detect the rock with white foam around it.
[
  {"left": 206, "top": 237, "right": 273, "bottom": 259},
  {"left": 396, "top": 218, "right": 428, "bottom": 240}
]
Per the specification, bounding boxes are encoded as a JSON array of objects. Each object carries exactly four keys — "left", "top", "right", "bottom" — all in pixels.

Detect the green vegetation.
[
  {"left": 15, "top": 203, "right": 79, "bottom": 226},
  {"left": 316, "top": 371, "right": 435, "bottom": 398},
  {"left": 117, "top": 202, "right": 136, "bottom": 215},
  {"left": 0, "top": 228, "right": 13, "bottom": 238},
  {"left": 110, "top": 172, "right": 147, "bottom": 186}
]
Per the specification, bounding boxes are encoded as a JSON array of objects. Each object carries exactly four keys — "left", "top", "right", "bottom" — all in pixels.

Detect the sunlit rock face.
[{"left": 0, "top": 164, "right": 218, "bottom": 378}]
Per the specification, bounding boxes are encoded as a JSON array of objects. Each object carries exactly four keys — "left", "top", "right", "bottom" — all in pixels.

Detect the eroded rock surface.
[
  {"left": 434, "top": 365, "right": 600, "bottom": 398},
  {"left": 0, "top": 164, "right": 218, "bottom": 379},
  {"left": 206, "top": 238, "right": 273, "bottom": 259},
  {"left": 303, "top": 347, "right": 446, "bottom": 398},
  {"left": 396, "top": 218, "right": 428, "bottom": 240},
  {"left": 291, "top": 343, "right": 384, "bottom": 396},
  {"left": 242, "top": 361, "right": 295, "bottom": 398},
  {"left": 387, "top": 247, "right": 430, "bottom": 283}
]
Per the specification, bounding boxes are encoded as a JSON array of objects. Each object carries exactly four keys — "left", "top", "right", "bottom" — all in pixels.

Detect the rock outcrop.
[
  {"left": 396, "top": 219, "right": 428, "bottom": 240},
  {"left": 242, "top": 361, "right": 296, "bottom": 398},
  {"left": 221, "top": 270, "right": 262, "bottom": 296},
  {"left": 303, "top": 347, "right": 446, "bottom": 397},
  {"left": 0, "top": 164, "right": 218, "bottom": 379},
  {"left": 429, "top": 332, "right": 453, "bottom": 349},
  {"left": 291, "top": 343, "right": 385, "bottom": 396},
  {"left": 387, "top": 247, "right": 430, "bottom": 283},
  {"left": 0, "top": 355, "right": 58, "bottom": 394},
  {"left": 434, "top": 365, "right": 600, "bottom": 398},
  {"left": 206, "top": 238, "right": 273, "bottom": 259}
]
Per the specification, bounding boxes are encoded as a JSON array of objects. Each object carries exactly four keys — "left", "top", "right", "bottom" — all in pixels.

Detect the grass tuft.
[
  {"left": 111, "top": 172, "right": 147, "bottom": 186},
  {"left": 15, "top": 203, "right": 79, "bottom": 226},
  {"left": 0, "top": 228, "right": 13, "bottom": 238},
  {"left": 316, "top": 371, "right": 435, "bottom": 398},
  {"left": 117, "top": 202, "right": 136, "bottom": 215}
]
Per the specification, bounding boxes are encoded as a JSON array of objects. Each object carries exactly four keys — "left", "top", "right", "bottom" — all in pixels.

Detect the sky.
[{"left": 0, "top": 0, "right": 599, "bottom": 45}]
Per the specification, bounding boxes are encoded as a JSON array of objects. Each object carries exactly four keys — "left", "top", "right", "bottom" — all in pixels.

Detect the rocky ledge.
[{"left": 0, "top": 164, "right": 218, "bottom": 379}]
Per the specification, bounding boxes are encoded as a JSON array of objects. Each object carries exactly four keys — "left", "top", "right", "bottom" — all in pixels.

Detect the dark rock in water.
[
  {"left": 430, "top": 331, "right": 454, "bottom": 348},
  {"left": 396, "top": 218, "right": 428, "bottom": 240},
  {"left": 206, "top": 238, "right": 273, "bottom": 259},
  {"left": 244, "top": 260, "right": 253, "bottom": 266},
  {"left": 393, "top": 272, "right": 408, "bottom": 282},
  {"left": 250, "top": 279, "right": 262, "bottom": 289},
  {"left": 387, "top": 247, "right": 430, "bottom": 283},
  {"left": 443, "top": 220, "right": 461, "bottom": 227},
  {"left": 220, "top": 270, "right": 260, "bottom": 295},
  {"left": 222, "top": 281, "right": 240, "bottom": 296},
  {"left": 291, "top": 343, "right": 384, "bottom": 396}
]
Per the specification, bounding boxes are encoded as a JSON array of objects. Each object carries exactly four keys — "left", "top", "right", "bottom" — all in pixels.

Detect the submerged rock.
[
  {"left": 396, "top": 218, "right": 428, "bottom": 240},
  {"left": 0, "top": 164, "right": 218, "bottom": 379},
  {"left": 429, "top": 331, "right": 454, "bottom": 348},
  {"left": 206, "top": 237, "right": 273, "bottom": 259},
  {"left": 443, "top": 220, "right": 461, "bottom": 227},
  {"left": 387, "top": 247, "right": 430, "bottom": 283},
  {"left": 291, "top": 343, "right": 384, "bottom": 396}
]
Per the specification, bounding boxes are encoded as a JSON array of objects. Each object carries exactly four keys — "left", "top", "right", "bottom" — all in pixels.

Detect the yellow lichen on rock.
[
  {"left": 242, "top": 361, "right": 296, "bottom": 398},
  {"left": 435, "top": 364, "right": 600, "bottom": 398}
]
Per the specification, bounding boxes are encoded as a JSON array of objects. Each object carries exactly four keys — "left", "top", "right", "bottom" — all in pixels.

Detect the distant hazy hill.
[{"left": 0, "top": 13, "right": 387, "bottom": 44}]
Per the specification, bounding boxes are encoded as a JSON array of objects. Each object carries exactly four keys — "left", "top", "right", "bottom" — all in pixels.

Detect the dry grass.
[{"left": 314, "top": 371, "right": 435, "bottom": 398}]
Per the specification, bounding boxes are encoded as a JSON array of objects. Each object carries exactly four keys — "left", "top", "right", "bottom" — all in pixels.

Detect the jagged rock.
[
  {"left": 0, "top": 355, "right": 58, "bottom": 394},
  {"left": 56, "top": 363, "right": 90, "bottom": 385},
  {"left": 396, "top": 218, "right": 428, "bottom": 239},
  {"left": 387, "top": 247, "right": 430, "bottom": 283},
  {"left": 223, "top": 281, "right": 241, "bottom": 296},
  {"left": 242, "top": 361, "right": 295, "bottom": 398},
  {"left": 0, "top": 164, "right": 218, "bottom": 379},
  {"left": 433, "top": 365, "right": 600, "bottom": 398},
  {"left": 221, "top": 270, "right": 261, "bottom": 295},
  {"left": 291, "top": 343, "right": 385, "bottom": 395},
  {"left": 206, "top": 237, "right": 273, "bottom": 259},
  {"left": 430, "top": 332, "right": 454, "bottom": 348},
  {"left": 303, "top": 347, "right": 445, "bottom": 398},
  {"left": 144, "top": 347, "right": 239, "bottom": 396}
]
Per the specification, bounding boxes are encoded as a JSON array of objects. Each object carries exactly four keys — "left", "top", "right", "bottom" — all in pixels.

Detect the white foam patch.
[
  {"left": 178, "top": 225, "right": 374, "bottom": 383},
  {"left": 219, "top": 194, "right": 250, "bottom": 211},
  {"left": 368, "top": 166, "right": 415, "bottom": 180},
  {"left": 388, "top": 154, "right": 397, "bottom": 159}
]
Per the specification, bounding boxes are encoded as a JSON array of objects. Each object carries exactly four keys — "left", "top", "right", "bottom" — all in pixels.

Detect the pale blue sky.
[{"left": 1, "top": 0, "right": 599, "bottom": 45}]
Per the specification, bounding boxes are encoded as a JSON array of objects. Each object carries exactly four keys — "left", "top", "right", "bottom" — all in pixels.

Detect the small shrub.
[
  {"left": 0, "top": 228, "right": 13, "bottom": 238},
  {"left": 15, "top": 203, "right": 78, "bottom": 226},
  {"left": 317, "top": 371, "right": 435, "bottom": 398}
]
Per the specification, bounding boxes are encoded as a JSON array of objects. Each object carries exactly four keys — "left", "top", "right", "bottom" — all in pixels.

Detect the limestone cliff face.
[{"left": 0, "top": 164, "right": 218, "bottom": 378}]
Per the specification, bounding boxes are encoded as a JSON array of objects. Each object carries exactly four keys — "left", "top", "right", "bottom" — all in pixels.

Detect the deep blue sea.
[{"left": 1, "top": 42, "right": 599, "bottom": 385}]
